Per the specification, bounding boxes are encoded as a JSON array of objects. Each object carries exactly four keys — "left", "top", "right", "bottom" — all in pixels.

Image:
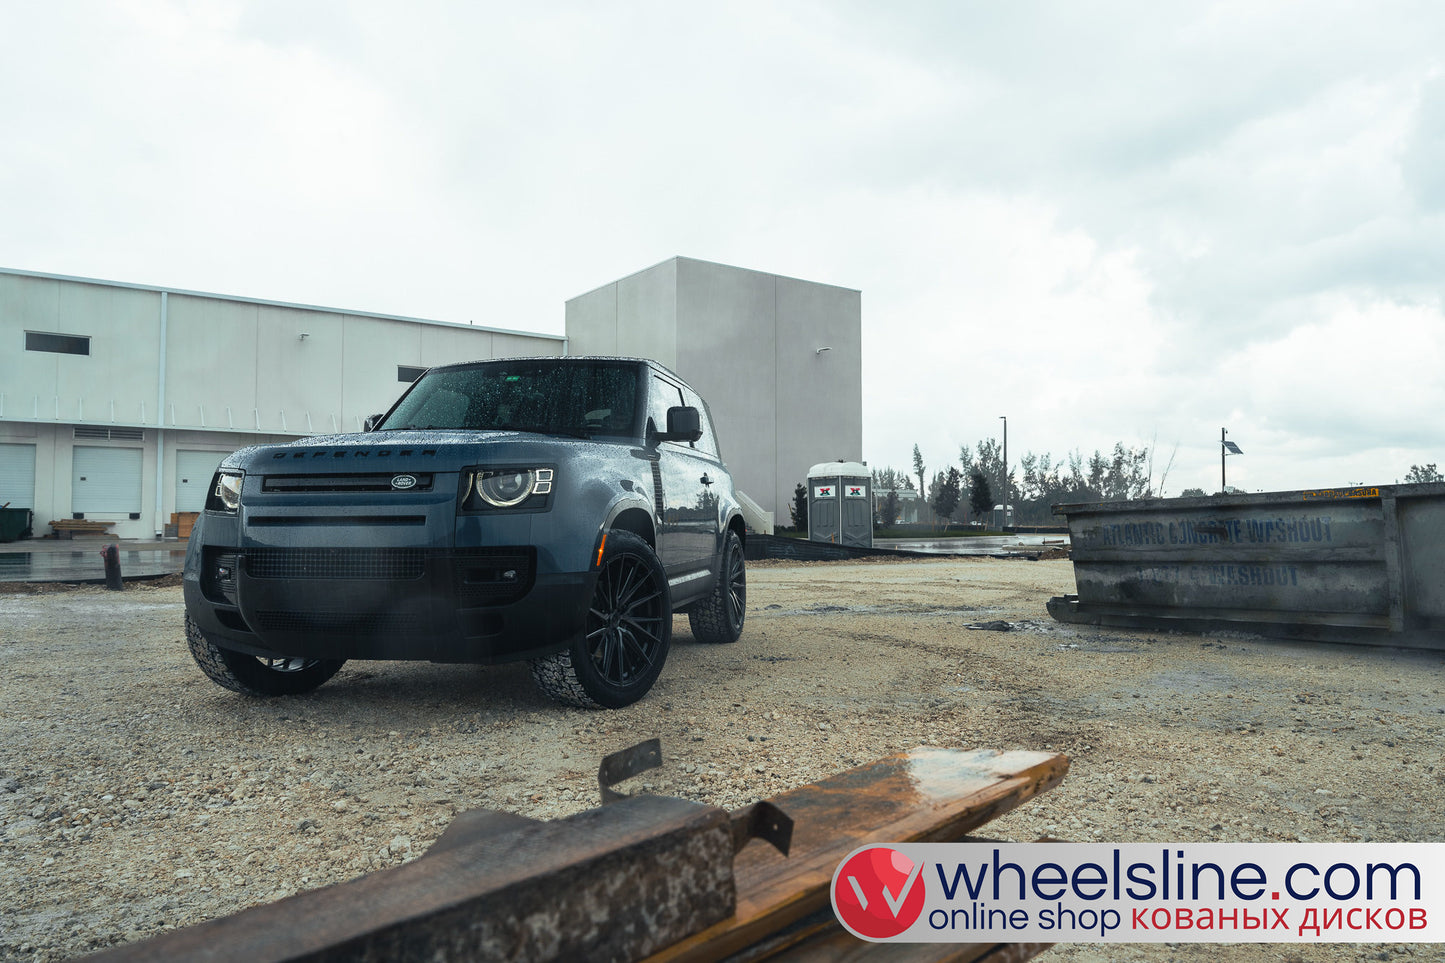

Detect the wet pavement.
[{"left": 0, "top": 539, "right": 187, "bottom": 583}]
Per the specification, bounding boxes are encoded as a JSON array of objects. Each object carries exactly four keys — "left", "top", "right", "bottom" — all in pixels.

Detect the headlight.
[
  {"left": 474, "top": 468, "right": 553, "bottom": 508},
  {"left": 208, "top": 470, "right": 244, "bottom": 513}
]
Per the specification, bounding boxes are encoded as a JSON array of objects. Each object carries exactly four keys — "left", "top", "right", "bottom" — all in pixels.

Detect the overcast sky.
[{"left": 4, "top": 1, "right": 1441, "bottom": 495}]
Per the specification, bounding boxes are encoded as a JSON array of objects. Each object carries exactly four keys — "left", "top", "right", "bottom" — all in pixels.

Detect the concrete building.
[
  {"left": 0, "top": 268, "right": 562, "bottom": 540},
  {"left": 565, "top": 257, "right": 862, "bottom": 523},
  {"left": 2, "top": 257, "right": 861, "bottom": 541}
]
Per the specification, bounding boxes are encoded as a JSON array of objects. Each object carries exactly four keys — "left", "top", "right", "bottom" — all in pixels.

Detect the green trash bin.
[{"left": 0, "top": 508, "right": 33, "bottom": 542}]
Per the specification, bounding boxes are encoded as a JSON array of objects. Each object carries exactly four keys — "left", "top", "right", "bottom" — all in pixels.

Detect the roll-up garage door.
[
  {"left": 0, "top": 443, "right": 38, "bottom": 508},
  {"left": 72, "top": 446, "right": 144, "bottom": 514},
  {"left": 176, "top": 450, "right": 228, "bottom": 512}
]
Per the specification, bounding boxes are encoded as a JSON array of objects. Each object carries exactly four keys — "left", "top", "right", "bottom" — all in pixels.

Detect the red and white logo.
[{"left": 832, "top": 846, "right": 927, "bottom": 940}]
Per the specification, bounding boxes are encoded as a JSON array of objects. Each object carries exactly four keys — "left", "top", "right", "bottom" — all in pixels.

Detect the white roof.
[{"left": 808, "top": 461, "right": 870, "bottom": 478}]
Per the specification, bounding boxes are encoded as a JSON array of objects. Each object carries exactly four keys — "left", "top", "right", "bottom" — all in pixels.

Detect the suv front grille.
[
  {"left": 261, "top": 473, "right": 434, "bottom": 493},
  {"left": 244, "top": 548, "right": 427, "bottom": 580}
]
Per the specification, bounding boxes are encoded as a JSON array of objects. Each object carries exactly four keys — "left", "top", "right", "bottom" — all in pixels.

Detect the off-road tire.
[
  {"left": 185, "top": 614, "right": 345, "bottom": 696},
  {"left": 688, "top": 530, "right": 746, "bottom": 644},
  {"left": 529, "top": 531, "right": 672, "bottom": 709}
]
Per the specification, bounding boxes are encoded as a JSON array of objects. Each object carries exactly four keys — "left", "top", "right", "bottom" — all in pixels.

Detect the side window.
[
  {"left": 682, "top": 387, "right": 718, "bottom": 458},
  {"left": 648, "top": 376, "right": 684, "bottom": 441}
]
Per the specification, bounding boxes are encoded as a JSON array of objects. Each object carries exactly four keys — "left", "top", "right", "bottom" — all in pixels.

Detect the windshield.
[{"left": 377, "top": 360, "right": 642, "bottom": 437}]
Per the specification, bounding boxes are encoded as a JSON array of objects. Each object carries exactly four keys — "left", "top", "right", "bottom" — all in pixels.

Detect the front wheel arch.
[{"left": 529, "top": 530, "right": 672, "bottom": 709}]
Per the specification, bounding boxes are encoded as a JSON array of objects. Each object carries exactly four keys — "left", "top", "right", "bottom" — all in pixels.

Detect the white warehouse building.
[{"left": 0, "top": 258, "right": 861, "bottom": 541}]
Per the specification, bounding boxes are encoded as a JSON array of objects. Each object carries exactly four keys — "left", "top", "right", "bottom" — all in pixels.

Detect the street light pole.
[
  {"left": 999, "top": 415, "right": 1007, "bottom": 530},
  {"left": 1221, "top": 427, "right": 1227, "bottom": 492},
  {"left": 1220, "top": 428, "right": 1243, "bottom": 492}
]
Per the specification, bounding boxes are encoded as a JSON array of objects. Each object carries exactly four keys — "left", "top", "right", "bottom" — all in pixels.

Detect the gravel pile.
[{"left": 2, "top": 558, "right": 1441, "bottom": 962}]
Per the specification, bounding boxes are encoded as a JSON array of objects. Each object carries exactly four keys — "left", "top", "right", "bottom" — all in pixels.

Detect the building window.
[
  {"left": 398, "top": 365, "right": 427, "bottom": 383},
  {"left": 26, "top": 331, "right": 90, "bottom": 355}
]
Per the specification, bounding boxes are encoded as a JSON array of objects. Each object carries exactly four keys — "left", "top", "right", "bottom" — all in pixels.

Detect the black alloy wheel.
[
  {"left": 586, "top": 540, "right": 669, "bottom": 688},
  {"left": 529, "top": 531, "right": 672, "bottom": 708}
]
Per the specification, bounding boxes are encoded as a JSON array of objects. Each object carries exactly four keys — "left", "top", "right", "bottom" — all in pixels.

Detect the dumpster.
[
  {"left": 0, "top": 507, "right": 32, "bottom": 543},
  {"left": 807, "top": 461, "right": 873, "bottom": 548},
  {"left": 1048, "top": 483, "right": 1445, "bottom": 651}
]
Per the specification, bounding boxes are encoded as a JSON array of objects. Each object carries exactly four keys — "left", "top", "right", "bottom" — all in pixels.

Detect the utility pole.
[{"left": 999, "top": 415, "right": 1008, "bottom": 529}]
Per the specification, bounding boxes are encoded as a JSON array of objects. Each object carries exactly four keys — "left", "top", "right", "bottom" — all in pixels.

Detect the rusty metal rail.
[
  {"left": 84, "top": 746, "right": 1068, "bottom": 963},
  {"left": 1050, "top": 482, "right": 1445, "bottom": 650}
]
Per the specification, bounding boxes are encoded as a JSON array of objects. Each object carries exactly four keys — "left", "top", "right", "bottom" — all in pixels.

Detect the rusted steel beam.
[
  {"left": 85, "top": 795, "right": 736, "bottom": 963},
  {"left": 645, "top": 747, "right": 1069, "bottom": 963},
  {"left": 84, "top": 747, "right": 1067, "bottom": 963}
]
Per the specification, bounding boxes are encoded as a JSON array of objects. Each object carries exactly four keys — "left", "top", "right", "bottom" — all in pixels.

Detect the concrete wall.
[
  {"left": 1, "top": 268, "right": 565, "bottom": 538},
  {"left": 565, "top": 260, "right": 679, "bottom": 366},
  {"left": 566, "top": 257, "right": 862, "bottom": 518}
]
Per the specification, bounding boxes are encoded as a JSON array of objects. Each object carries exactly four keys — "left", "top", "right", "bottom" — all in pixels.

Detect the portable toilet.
[{"left": 807, "top": 461, "right": 873, "bottom": 548}]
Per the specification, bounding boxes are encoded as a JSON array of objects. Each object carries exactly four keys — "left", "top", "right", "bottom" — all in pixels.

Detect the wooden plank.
[
  {"left": 49, "top": 519, "right": 116, "bottom": 539},
  {"left": 49, "top": 519, "right": 115, "bottom": 531},
  {"left": 645, "top": 748, "right": 1068, "bottom": 963}
]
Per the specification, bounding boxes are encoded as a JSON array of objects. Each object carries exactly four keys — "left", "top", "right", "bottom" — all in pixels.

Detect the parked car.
[{"left": 182, "top": 356, "right": 747, "bottom": 708}]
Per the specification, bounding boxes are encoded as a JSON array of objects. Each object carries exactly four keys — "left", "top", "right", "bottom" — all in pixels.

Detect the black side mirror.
[
  {"left": 658, "top": 406, "right": 702, "bottom": 443},
  {"left": 363, "top": 414, "right": 384, "bottom": 432}
]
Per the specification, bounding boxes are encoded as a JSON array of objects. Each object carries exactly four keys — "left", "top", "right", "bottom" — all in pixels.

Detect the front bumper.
[{"left": 183, "top": 545, "right": 593, "bottom": 663}]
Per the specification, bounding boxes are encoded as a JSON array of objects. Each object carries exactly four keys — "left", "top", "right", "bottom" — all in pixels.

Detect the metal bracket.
[
  {"left": 599, "top": 739, "right": 792, "bottom": 857},
  {"left": 599, "top": 738, "right": 663, "bottom": 803},
  {"left": 730, "top": 800, "right": 793, "bottom": 857}
]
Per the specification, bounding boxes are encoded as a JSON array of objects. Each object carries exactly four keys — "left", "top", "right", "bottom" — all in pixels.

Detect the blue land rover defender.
[{"left": 182, "top": 356, "right": 747, "bottom": 708}]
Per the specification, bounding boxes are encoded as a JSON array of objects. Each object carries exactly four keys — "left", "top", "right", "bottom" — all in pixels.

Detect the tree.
[
  {"left": 879, "top": 490, "right": 900, "bottom": 528},
  {"left": 872, "top": 466, "right": 906, "bottom": 492},
  {"left": 912, "top": 444, "right": 926, "bottom": 496},
  {"left": 789, "top": 482, "right": 808, "bottom": 531},
  {"left": 1405, "top": 463, "right": 1443, "bottom": 484},
  {"left": 932, "top": 467, "right": 962, "bottom": 528},
  {"left": 969, "top": 469, "right": 993, "bottom": 522},
  {"left": 1179, "top": 487, "right": 1207, "bottom": 498}
]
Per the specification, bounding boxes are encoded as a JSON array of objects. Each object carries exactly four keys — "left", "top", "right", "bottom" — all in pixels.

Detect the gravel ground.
[{"left": 2, "top": 557, "right": 1442, "bottom": 962}]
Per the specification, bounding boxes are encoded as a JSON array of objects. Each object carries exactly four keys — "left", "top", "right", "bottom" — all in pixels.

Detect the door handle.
[{"left": 700, "top": 474, "right": 713, "bottom": 486}]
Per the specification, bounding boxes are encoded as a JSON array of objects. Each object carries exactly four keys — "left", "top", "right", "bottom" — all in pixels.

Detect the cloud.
[{"left": 2, "top": 0, "right": 1442, "bottom": 493}]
